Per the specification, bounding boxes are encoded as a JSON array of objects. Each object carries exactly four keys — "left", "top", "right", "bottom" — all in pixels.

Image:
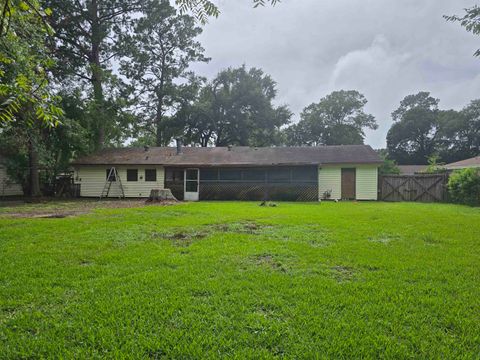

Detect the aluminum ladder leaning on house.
[{"left": 100, "top": 167, "right": 125, "bottom": 199}]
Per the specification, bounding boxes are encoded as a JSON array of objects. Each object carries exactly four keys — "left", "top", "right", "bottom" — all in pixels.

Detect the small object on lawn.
[
  {"left": 259, "top": 201, "right": 277, "bottom": 207},
  {"left": 147, "top": 189, "right": 178, "bottom": 202}
]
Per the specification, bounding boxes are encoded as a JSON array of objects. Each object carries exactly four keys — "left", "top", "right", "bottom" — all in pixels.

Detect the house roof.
[
  {"left": 445, "top": 156, "right": 480, "bottom": 170},
  {"left": 398, "top": 165, "right": 428, "bottom": 175},
  {"left": 72, "top": 145, "right": 382, "bottom": 167}
]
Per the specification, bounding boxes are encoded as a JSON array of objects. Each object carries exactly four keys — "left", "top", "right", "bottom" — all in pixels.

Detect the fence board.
[{"left": 380, "top": 174, "right": 448, "bottom": 202}]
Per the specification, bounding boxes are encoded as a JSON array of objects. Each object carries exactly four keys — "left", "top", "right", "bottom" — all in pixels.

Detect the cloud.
[{"left": 191, "top": 0, "right": 480, "bottom": 148}]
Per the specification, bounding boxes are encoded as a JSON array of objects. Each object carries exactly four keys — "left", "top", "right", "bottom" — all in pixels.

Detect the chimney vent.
[
  {"left": 228, "top": 145, "right": 233, "bottom": 151},
  {"left": 144, "top": 145, "right": 149, "bottom": 152},
  {"left": 176, "top": 139, "right": 183, "bottom": 155}
]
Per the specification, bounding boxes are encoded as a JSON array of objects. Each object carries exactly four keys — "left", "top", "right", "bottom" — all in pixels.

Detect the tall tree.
[
  {"left": 45, "top": 0, "right": 145, "bottom": 148},
  {"left": 387, "top": 92, "right": 440, "bottom": 165},
  {"left": 0, "top": 0, "right": 63, "bottom": 196},
  {"left": 182, "top": 66, "right": 291, "bottom": 147},
  {"left": 285, "top": 90, "right": 377, "bottom": 146},
  {"left": 437, "top": 100, "right": 480, "bottom": 162},
  {"left": 120, "top": 0, "right": 208, "bottom": 147}
]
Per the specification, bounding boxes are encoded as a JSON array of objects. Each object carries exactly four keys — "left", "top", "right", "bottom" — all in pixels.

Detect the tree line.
[{"left": 0, "top": 1, "right": 478, "bottom": 196}]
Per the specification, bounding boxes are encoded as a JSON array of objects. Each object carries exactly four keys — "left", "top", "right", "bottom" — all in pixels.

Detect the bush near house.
[{"left": 448, "top": 168, "right": 480, "bottom": 206}]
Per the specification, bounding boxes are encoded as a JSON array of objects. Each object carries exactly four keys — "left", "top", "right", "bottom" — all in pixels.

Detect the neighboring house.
[
  {"left": 444, "top": 156, "right": 480, "bottom": 171},
  {"left": 0, "top": 155, "right": 23, "bottom": 197},
  {"left": 398, "top": 165, "right": 428, "bottom": 175},
  {"left": 72, "top": 144, "right": 382, "bottom": 201}
]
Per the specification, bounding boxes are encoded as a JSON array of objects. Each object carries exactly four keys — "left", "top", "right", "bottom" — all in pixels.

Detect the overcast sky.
[{"left": 190, "top": 0, "right": 480, "bottom": 148}]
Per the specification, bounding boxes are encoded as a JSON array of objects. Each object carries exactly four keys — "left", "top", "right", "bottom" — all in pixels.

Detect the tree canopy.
[
  {"left": 182, "top": 66, "right": 291, "bottom": 147},
  {"left": 285, "top": 90, "right": 377, "bottom": 146}
]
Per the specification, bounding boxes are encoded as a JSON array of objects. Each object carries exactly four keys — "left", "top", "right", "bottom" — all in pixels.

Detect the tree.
[
  {"left": 175, "top": 0, "right": 278, "bottom": 23},
  {"left": 445, "top": 5, "right": 480, "bottom": 57},
  {"left": 391, "top": 91, "right": 439, "bottom": 121},
  {"left": 0, "top": 0, "right": 62, "bottom": 127},
  {"left": 387, "top": 92, "right": 440, "bottom": 165},
  {"left": 376, "top": 149, "right": 400, "bottom": 175},
  {"left": 285, "top": 90, "right": 377, "bottom": 146},
  {"left": 45, "top": 0, "right": 146, "bottom": 149},
  {"left": 388, "top": 93, "right": 480, "bottom": 165},
  {"left": 182, "top": 66, "right": 291, "bottom": 147},
  {"left": 120, "top": 0, "right": 209, "bottom": 147},
  {"left": 1, "top": 0, "right": 64, "bottom": 196}
]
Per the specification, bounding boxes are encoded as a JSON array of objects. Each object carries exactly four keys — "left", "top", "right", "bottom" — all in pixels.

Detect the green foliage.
[
  {"left": 377, "top": 150, "right": 400, "bottom": 175},
  {"left": 448, "top": 168, "right": 480, "bottom": 206},
  {"left": 285, "top": 90, "right": 377, "bottom": 146},
  {"left": 0, "top": 202, "right": 480, "bottom": 357},
  {"left": 387, "top": 93, "right": 480, "bottom": 165},
  {"left": 175, "top": 0, "right": 278, "bottom": 23},
  {"left": 387, "top": 92, "right": 440, "bottom": 165},
  {"left": 120, "top": 0, "right": 209, "bottom": 146},
  {"left": 425, "top": 154, "right": 446, "bottom": 174},
  {"left": 183, "top": 65, "right": 291, "bottom": 147},
  {"left": 445, "top": 5, "right": 480, "bottom": 57},
  {"left": 0, "top": 0, "right": 63, "bottom": 127}
]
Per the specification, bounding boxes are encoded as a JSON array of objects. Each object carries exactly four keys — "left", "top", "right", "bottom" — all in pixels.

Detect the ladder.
[{"left": 100, "top": 167, "right": 125, "bottom": 199}]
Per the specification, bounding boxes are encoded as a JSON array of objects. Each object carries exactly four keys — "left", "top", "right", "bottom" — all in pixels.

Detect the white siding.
[
  {"left": 74, "top": 166, "right": 164, "bottom": 198},
  {"left": 0, "top": 166, "right": 23, "bottom": 196},
  {"left": 356, "top": 166, "right": 378, "bottom": 200},
  {"left": 318, "top": 167, "right": 341, "bottom": 200},
  {"left": 318, "top": 164, "right": 379, "bottom": 201}
]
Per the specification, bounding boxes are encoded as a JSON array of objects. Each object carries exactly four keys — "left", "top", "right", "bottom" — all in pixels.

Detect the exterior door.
[
  {"left": 341, "top": 168, "right": 356, "bottom": 200},
  {"left": 184, "top": 169, "right": 199, "bottom": 201}
]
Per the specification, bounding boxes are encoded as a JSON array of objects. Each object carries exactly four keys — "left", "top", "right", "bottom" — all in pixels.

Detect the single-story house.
[
  {"left": 71, "top": 144, "right": 382, "bottom": 201},
  {"left": 0, "top": 155, "right": 23, "bottom": 197},
  {"left": 444, "top": 156, "right": 480, "bottom": 171}
]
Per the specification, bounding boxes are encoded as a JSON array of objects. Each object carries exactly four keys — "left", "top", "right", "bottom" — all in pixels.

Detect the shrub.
[{"left": 448, "top": 168, "right": 480, "bottom": 206}]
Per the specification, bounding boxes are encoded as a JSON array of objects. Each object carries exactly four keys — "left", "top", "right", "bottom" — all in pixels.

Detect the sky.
[{"left": 190, "top": 0, "right": 480, "bottom": 148}]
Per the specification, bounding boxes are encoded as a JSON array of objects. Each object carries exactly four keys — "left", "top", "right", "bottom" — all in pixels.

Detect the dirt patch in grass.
[
  {"left": 331, "top": 265, "right": 357, "bottom": 282},
  {"left": 0, "top": 199, "right": 178, "bottom": 219},
  {"left": 421, "top": 233, "right": 442, "bottom": 245},
  {"left": 252, "top": 254, "right": 288, "bottom": 273},
  {"left": 213, "top": 221, "right": 271, "bottom": 235},
  {"left": 368, "top": 233, "right": 400, "bottom": 244},
  {"left": 152, "top": 229, "right": 208, "bottom": 247}
]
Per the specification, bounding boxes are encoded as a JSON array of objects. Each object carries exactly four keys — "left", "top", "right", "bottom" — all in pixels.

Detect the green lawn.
[{"left": 0, "top": 201, "right": 479, "bottom": 358}]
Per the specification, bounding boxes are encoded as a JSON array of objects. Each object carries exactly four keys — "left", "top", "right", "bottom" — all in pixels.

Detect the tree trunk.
[
  {"left": 89, "top": 0, "right": 105, "bottom": 149},
  {"left": 28, "top": 135, "right": 41, "bottom": 198},
  {"left": 155, "top": 93, "right": 165, "bottom": 146}
]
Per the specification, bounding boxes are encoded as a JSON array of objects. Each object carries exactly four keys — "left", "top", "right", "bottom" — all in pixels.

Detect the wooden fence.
[{"left": 379, "top": 174, "right": 449, "bottom": 202}]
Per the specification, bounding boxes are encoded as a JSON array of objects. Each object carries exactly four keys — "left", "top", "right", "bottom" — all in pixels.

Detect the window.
[
  {"left": 106, "top": 168, "right": 117, "bottom": 182},
  {"left": 145, "top": 169, "right": 157, "bottom": 182},
  {"left": 127, "top": 169, "right": 138, "bottom": 182},
  {"left": 165, "top": 168, "right": 183, "bottom": 182}
]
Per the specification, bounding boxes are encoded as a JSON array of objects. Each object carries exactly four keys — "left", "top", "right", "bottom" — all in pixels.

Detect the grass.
[{"left": 0, "top": 201, "right": 479, "bottom": 358}]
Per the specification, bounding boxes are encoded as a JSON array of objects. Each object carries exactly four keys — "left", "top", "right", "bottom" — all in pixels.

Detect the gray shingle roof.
[
  {"left": 445, "top": 156, "right": 480, "bottom": 170},
  {"left": 72, "top": 145, "right": 382, "bottom": 167}
]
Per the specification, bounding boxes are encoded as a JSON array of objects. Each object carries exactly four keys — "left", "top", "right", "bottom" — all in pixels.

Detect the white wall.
[
  {"left": 318, "top": 165, "right": 378, "bottom": 201},
  {"left": 0, "top": 165, "right": 23, "bottom": 196},
  {"left": 74, "top": 166, "right": 165, "bottom": 198},
  {"left": 318, "top": 166, "right": 342, "bottom": 200}
]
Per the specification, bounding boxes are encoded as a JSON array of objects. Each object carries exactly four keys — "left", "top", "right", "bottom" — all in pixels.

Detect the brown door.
[{"left": 341, "top": 168, "right": 356, "bottom": 200}]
